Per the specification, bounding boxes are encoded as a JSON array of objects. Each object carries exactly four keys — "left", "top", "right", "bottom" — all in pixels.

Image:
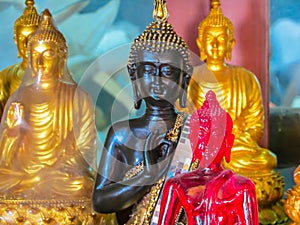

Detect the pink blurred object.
[{"left": 158, "top": 90, "right": 259, "bottom": 225}]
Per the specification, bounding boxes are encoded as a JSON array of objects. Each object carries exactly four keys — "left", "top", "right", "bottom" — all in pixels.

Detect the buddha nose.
[
  {"left": 153, "top": 68, "right": 162, "bottom": 85},
  {"left": 23, "top": 37, "right": 29, "bottom": 52},
  {"left": 37, "top": 53, "right": 45, "bottom": 66},
  {"left": 151, "top": 68, "right": 165, "bottom": 94},
  {"left": 212, "top": 38, "right": 218, "bottom": 48}
]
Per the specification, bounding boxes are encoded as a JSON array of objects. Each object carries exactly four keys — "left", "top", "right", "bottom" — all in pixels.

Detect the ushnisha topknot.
[
  {"left": 14, "top": 0, "right": 40, "bottom": 33},
  {"left": 128, "top": 0, "right": 192, "bottom": 78},
  {"left": 198, "top": 0, "right": 234, "bottom": 42},
  {"left": 28, "top": 9, "right": 67, "bottom": 55}
]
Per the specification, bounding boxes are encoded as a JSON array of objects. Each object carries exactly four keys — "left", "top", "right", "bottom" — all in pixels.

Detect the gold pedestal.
[
  {"left": 0, "top": 198, "right": 117, "bottom": 225},
  {"left": 245, "top": 170, "right": 289, "bottom": 225}
]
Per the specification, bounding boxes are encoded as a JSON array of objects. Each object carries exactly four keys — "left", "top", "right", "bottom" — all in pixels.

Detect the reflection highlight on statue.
[
  {"left": 158, "top": 91, "right": 259, "bottom": 225},
  {"left": 92, "top": 0, "right": 193, "bottom": 224},
  {"left": 0, "top": 9, "right": 114, "bottom": 224},
  {"left": 284, "top": 165, "right": 300, "bottom": 224},
  {"left": 181, "top": 0, "right": 286, "bottom": 224},
  {"left": 0, "top": 0, "right": 39, "bottom": 120}
]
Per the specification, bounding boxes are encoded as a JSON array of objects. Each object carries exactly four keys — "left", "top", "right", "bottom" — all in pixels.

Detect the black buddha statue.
[{"left": 92, "top": 0, "right": 193, "bottom": 224}]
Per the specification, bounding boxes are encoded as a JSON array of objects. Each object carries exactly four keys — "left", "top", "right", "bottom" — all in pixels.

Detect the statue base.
[
  {"left": 245, "top": 170, "right": 289, "bottom": 225},
  {"left": 0, "top": 198, "right": 117, "bottom": 224}
]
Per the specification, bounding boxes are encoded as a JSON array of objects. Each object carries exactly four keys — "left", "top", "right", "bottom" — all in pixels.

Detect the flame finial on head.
[
  {"left": 153, "top": 0, "right": 169, "bottom": 23},
  {"left": 25, "top": 0, "right": 34, "bottom": 7},
  {"left": 211, "top": 0, "right": 221, "bottom": 9}
]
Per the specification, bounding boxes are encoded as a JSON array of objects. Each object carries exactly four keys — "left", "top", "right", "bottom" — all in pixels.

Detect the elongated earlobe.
[
  {"left": 128, "top": 65, "right": 142, "bottom": 109},
  {"left": 197, "top": 39, "right": 207, "bottom": 62},
  {"left": 179, "top": 73, "right": 191, "bottom": 108},
  {"left": 179, "top": 89, "right": 187, "bottom": 108},
  {"left": 132, "top": 84, "right": 142, "bottom": 109},
  {"left": 226, "top": 38, "right": 235, "bottom": 61}
]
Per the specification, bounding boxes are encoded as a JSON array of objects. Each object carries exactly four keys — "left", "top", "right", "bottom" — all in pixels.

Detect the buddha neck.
[
  {"left": 144, "top": 100, "right": 177, "bottom": 121},
  {"left": 201, "top": 61, "right": 230, "bottom": 83},
  {"left": 198, "top": 162, "right": 223, "bottom": 175},
  {"left": 206, "top": 59, "right": 227, "bottom": 72},
  {"left": 34, "top": 75, "right": 59, "bottom": 90}
]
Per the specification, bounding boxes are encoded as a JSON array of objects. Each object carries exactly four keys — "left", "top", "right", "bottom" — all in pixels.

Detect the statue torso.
[
  {"left": 187, "top": 64, "right": 264, "bottom": 147},
  {"left": 0, "top": 81, "right": 97, "bottom": 199}
]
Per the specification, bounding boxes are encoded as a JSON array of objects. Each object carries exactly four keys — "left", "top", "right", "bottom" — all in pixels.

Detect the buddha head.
[
  {"left": 14, "top": 0, "right": 40, "bottom": 60},
  {"left": 128, "top": 0, "right": 193, "bottom": 109},
  {"left": 189, "top": 90, "right": 234, "bottom": 168},
  {"left": 27, "top": 9, "right": 68, "bottom": 80},
  {"left": 197, "top": 0, "right": 235, "bottom": 62}
]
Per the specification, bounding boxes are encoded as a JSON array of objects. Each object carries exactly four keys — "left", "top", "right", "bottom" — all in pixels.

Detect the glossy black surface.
[{"left": 92, "top": 50, "right": 191, "bottom": 223}]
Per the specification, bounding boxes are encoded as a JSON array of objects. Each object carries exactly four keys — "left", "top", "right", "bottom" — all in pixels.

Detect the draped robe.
[
  {"left": 186, "top": 64, "right": 277, "bottom": 172},
  {"left": 0, "top": 79, "right": 97, "bottom": 199}
]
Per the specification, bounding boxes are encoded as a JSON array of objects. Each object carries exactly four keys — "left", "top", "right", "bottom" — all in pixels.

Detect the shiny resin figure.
[
  {"left": 284, "top": 165, "right": 300, "bottom": 225},
  {"left": 92, "top": 0, "right": 193, "bottom": 224},
  {"left": 0, "top": 9, "right": 115, "bottom": 224},
  {"left": 0, "top": 0, "right": 39, "bottom": 120},
  {"left": 182, "top": 0, "right": 286, "bottom": 223},
  {"left": 158, "top": 90, "right": 259, "bottom": 225}
]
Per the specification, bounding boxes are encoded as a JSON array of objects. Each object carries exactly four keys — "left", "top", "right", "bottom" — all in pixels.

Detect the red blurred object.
[{"left": 158, "top": 91, "right": 259, "bottom": 225}]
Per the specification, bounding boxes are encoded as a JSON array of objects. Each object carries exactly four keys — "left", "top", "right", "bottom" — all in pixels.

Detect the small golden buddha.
[
  {"left": 0, "top": 0, "right": 40, "bottom": 120},
  {"left": 284, "top": 165, "right": 300, "bottom": 225},
  {"left": 182, "top": 0, "right": 287, "bottom": 224},
  {"left": 0, "top": 9, "right": 116, "bottom": 224}
]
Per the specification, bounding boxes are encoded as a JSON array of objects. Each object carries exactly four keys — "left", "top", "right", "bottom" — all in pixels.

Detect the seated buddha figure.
[
  {"left": 92, "top": 0, "right": 193, "bottom": 224},
  {"left": 0, "top": 0, "right": 40, "bottom": 120},
  {"left": 187, "top": 0, "right": 276, "bottom": 174},
  {"left": 158, "top": 90, "right": 259, "bottom": 225},
  {"left": 183, "top": 0, "right": 286, "bottom": 223},
  {"left": 284, "top": 165, "right": 300, "bottom": 224},
  {"left": 0, "top": 9, "right": 114, "bottom": 224}
]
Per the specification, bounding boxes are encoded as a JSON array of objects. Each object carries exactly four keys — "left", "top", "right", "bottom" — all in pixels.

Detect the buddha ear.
[
  {"left": 197, "top": 38, "right": 207, "bottom": 61},
  {"left": 225, "top": 38, "right": 235, "bottom": 61},
  {"left": 179, "top": 72, "right": 191, "bottom": 108},
  {"left": 127, "top": 65, "right": 142, "bottom": 109}
]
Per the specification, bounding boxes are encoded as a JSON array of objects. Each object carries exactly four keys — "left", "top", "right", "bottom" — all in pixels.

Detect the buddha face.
[
  {"left": 15, "top": 25, "right": 37, "bottom": 59},
  {"left": 191, "top": 116, "right": 233, "bottom": 168},
  {"left": 135, "top": 50, "right": 184, "bottom": 103},
  {"left": 198, "top": 26, "right": 235, "bottom": 62},
  {"left": 197, "top": 121, "right": 225, "bottom": 166},
  {"left": 29, "top": 41, "right": 61, "bottom": 78}
]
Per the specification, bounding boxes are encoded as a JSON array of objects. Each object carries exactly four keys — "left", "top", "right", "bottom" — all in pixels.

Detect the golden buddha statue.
[
  {"left": 182, "top": 0, "right": 287, "bottom": 224},
  {"left": 0, "top": 0, "right": 40, "bottom": 120},
  {"left": 284, "top": 165, "right": 300, "bottom": 225},
  {"left": 0, "top": 9, "right": 116, "bottom": 224}
]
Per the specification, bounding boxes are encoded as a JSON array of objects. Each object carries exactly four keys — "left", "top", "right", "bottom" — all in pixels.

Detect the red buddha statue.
[{"left": 158, "top": 90, "right": 259, "bottom": 225}]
